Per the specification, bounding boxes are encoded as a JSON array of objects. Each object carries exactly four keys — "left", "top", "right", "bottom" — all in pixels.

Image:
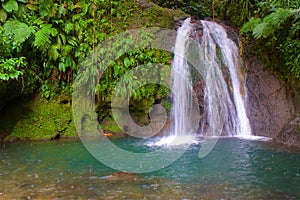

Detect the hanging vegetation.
[{"left": 240, "top": 0, "right": 300, "bottom": 85}]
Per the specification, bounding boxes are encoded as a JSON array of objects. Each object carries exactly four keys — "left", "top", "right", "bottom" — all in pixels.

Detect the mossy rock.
[
  {"left": 130, "top": 0, "right": 189, "bottom": 29},
  {"left": 2, "top": 95, "right": 76, "bottom": 140},
  {"left": 100, "top": 117, "right": 122, "bottom": 134},
  {"left": 130, "top": 97, "right": 155, "bottom": 112}
]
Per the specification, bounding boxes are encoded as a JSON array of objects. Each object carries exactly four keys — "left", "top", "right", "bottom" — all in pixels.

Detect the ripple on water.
[{"left": 0, "top": 139, "right": 300, "bottom": 199}]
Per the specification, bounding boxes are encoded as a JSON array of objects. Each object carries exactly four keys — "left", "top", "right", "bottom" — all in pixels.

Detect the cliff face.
[
  {"left": 275, "top": 88, "right": 300, "bottom": 147},
  {"left": 244, "top": 53, "right": 300, "bottom": 147},
  {"left": 275, "top": 115, "right": 300, "bottom": 147},
  {"left": 245, "top": 55, "right": 295, "bottom": 138},
  {"left": 244, "top": 54, "right": 300, "bottom": 148}
]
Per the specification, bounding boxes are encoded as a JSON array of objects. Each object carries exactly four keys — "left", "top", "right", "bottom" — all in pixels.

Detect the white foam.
[
  {"left": 145, "top": 134, "right": 271, "bottom": 148},
  {"left": 237, "top": 135, "right": 272, "bottom": 141},
  {"left": 146, "top": 135, "right": 199, "bottom": 147}
]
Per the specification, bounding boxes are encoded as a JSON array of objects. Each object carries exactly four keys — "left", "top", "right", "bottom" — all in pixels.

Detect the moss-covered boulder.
[{"left": 1, "top": 95, "right": 76, "bottom": 141}]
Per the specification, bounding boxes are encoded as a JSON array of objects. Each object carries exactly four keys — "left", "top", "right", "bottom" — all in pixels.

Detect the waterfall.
[
  {"left": 171, "top": 18, "right": 194, "bottom": 137},
  {"left": 199, "top": 20, "right": 251, "bottom": 137},
  {"left": 151, "top": 18, "right": 196, "bottom": 146},
  {"left": 151, "top": 18, "right": 252, "bottom": 147},
  {"left": 169, "top": 18, "right": 251, "bottom": 139}
]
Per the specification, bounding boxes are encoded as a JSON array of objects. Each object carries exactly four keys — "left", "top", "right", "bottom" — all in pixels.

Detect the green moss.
[
  {"left": 130, "top": 1, "right": 189, "bottom": 29},
  {"left": 162, "top": 99, "right": 172, "bottom": 114},
  {"left": 3, "top": 95, "right": 76, "bottom": 140},
  {"left": 152, "top": 0, "right": 211, "bottom": 19},
  {"left": 100, "top": 117, "right": 122, "bottom": 133},
  {"left": 130, "top": 97, "right": 154, "bottom": 112}
]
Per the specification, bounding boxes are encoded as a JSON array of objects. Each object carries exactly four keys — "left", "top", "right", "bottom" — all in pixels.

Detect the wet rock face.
[
  {"left": 274, "top": 115, "right": 300, "bottom": 147},
  {"left": 193, "top": 78, "right": 205, "bottom": 109},
  {"left": 174, "top": 17, "right": 203, "bottom": 39},
  {"left": 175, "top": 17, "right": 239, "bottom": 46},
  {"left": 245, "top": 56, "right": 294, "bottom": 138}
]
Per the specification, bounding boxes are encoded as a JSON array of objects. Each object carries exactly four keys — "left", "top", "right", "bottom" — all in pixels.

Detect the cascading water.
[
  {"left": 152, "top": 18, "right": 252, "bottom": 146},
  {"left": 199, "top": 20, "right": 252, "bottom": 137},
  {"left": 171, "top": 18, "right": 251, "bottom": 139},
  {"left": 171, "top": 18, "right": 194, "bottom": 137},
  {"left": 152, "top": 18, "right": 196, "bottom": 146}
]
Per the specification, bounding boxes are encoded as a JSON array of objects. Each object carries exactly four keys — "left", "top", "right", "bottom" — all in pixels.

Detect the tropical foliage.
[
  {"left": 151, "top": 0, "right": 211, "bottom": 19},
  {"left": 0, "top": 0, "right": 171, "bottom": 103},
  {"left": 0, "top": 0, "right": 299, "bottom": 112},
  {"left": 241, "top": 0, "right": 300, "bottom": 84}
]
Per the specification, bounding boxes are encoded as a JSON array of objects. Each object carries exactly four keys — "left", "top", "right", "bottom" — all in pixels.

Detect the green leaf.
[
  {"left": 253, "top": 22, "right": 271, "bottom": 38},
  {"left": 59, "top": 33, "right": 66, "bottom": 45},
  {"left": 38, "top": 0, "right": 53, "bottom": 17},
  {"left": 61, "top": 44, "right": 72, "bottom": 55},
  {"left": 63, "top": 22, "right": 74, "bottom": 34},
  {"left": 67, "top": 1, "right": 75, "bottom": 10},
  {"left": 264, "top": 8, "right": 292, "bottom": 28},
  {"left": 48, "top": 45, "right": 59, "bottom": 61},
  {"left": 34, "top": 24, "right": 58, "bottom": 48},
  {"left": 240, "top": 17, "right": 262, "bottom": 34},
  {"left": 88, "top": 3, "right": 97, "bottom": 17},
  {"left": 4, "top": 19, "right": 35, "bottom": 44},
  {"left": 67, "top": 36, "right": 77, "bottom": 46},
  {"left": 64, "top": 55, "right": 72, "bottom": 67},
  {"left": 58, "top": 62, "right": 66, "bottom": 72},
  {"left": 57, "top": 4, "right": 66, "bottom": 18},
  {"left": 124, "top": 57, "right": 130, "bottom": 68},
  {"left": 26, "top": 3, "right": 38, "bottom": 11},
  {"left": 75, "top": 1, "right": 89, "bottom": 14},
  {"left": 0, "top": 8, "right": 7, "bottom": 23},
  {"left": 2, "top": 0, "right": 18, "bottom": 13},
  {"left": 0, "top": 57, "right": 25, "bottom": 81},
  {"left": 0, "top": 74, "right": 9, "bottom": 81}
]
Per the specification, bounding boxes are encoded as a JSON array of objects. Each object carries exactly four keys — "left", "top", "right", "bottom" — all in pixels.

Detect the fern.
[
  {"left": 34, "top": 24, "right": 58, "bottom": 49},
  {"left": 38, "top": 0, "right": 54, "bottom": 17},
  {"left": 241, "top": 17, "right": 262, "bottom": 34},
  {"left": 3, "top": 19, "right": 36, "bottom": 45},
  {"left": 253, "top": 22, "right": 274, "bottom": 38},
  {"left": 263, "top": 8, "right": 293, "bottom": 29},
  {"left": 247, "top": 8, "right": 299, "bottom": 39}
]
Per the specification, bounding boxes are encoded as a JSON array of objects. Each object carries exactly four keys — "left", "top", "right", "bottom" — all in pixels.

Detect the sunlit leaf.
[
  {"left": 26, "top": 3, "right": 38, "bottom": 11},
  {"left": 2, "top": 0, "right": 18, "bottom": 13},
  {"left": 0, "top": 8, "right": 7, "bottom": 23},
  {"left": 58, "top": 62, "right": 66, "bottom": 72},
  {"left": 34, "top": 24, "right": 58, "bottom": 48},
  {"left": 124, "top": 57, "right": 130, "bottom": 68}
]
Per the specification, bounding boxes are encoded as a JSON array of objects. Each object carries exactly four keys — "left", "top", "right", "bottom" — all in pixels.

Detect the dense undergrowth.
[
  {"left": 0, "top": 0, "right": 299, "bottom": 139},
  {"left": 0, "top": 0, "right": 187, "bottom": 139},
  {"left": 240, "top": 0, "right": 300, "bottom": 91}
]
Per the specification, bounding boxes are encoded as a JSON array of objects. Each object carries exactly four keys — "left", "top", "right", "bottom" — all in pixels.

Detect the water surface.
[{"left": 0, "top": 138, "right": 299, "bottom": 199}]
